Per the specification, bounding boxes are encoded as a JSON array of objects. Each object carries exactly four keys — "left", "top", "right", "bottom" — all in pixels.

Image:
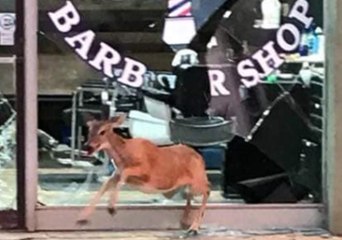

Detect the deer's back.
[
  {"left": 126, "top": 138, "right": 202, "bottom": 163},
  {"left": 125, "top": 139, "right": 206, "bottom": 187}
]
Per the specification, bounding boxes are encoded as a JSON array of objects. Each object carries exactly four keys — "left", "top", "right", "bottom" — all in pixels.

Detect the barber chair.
[{"left": 141, "top": 65, "right": 234, "bottom": 147}]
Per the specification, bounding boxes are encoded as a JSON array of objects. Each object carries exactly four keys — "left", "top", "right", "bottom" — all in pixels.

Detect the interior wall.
[{"left": 0, "top": 53, "right": 173, "bottom": 95}]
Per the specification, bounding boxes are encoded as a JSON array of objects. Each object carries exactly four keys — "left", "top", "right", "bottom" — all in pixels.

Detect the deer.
[{"left": 77, "top": 114, "right": 210, "bottom": 235}]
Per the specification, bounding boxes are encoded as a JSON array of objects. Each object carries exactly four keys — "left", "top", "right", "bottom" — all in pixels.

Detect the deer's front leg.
[
  {"left": 107, "top": 167, "right": 144, "bottom": 215},
  {"left": 107, "top": 173, "right": 123, "bottom": 215},
  {"left": 77, "top": 175, "right": 118, "bottom": 225}
]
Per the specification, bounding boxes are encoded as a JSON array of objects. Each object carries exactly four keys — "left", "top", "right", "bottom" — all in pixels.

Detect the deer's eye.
[{"left": 99, "top": 130, "right": 105, "bottom": 136}]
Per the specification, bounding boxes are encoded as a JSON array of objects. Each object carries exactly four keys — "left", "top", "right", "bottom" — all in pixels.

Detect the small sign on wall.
[{"left": 0, "top": 13, "right": 16, "bottom": 46}]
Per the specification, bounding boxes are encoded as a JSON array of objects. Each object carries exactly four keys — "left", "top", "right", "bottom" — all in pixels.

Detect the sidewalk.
[{"left": 0, "top": 229, "right": 340, "bottom": 240}]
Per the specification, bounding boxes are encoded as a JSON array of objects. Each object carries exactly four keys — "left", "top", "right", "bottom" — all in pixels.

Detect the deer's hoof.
[
  {"left": 187, "top": 229, "right": 198, "bottom": 236},
  {"left": 107, "top": 207, "right": 117, "bottom": 216},
  {"left": 76, "top": 219, "right": 89, "bottom": 226},
  {"left": 180, "top": 220, "right": 191, "bottom": 230},
  {"left": 180, "top": 229, "right": 198, "bottom": 238}
]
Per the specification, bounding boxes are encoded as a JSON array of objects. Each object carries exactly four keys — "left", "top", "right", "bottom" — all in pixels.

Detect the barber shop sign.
[
  {"left": 48, "top": 0, "right": 315, "bottom": 90},
  {"left": 48, "top": 1, "right": 147, "bottom": 88},
  {"left": 237, "top": 0, "right": 314, "bottom": 88}
]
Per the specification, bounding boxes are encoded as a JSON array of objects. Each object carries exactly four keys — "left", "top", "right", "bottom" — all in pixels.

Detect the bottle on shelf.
[
  {"left": 298, "top": 27, "right": 309, "bottom": 56},
  {"left": 261, "top": 0, "right": 281, "bottom": 29},
  {"left": 307, "top": 23, "right": 319, "bottom": 55}
]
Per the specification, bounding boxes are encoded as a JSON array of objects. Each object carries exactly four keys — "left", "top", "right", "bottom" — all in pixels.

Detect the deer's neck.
[{"left": 104, "top": 134, "right": 130, "bottom": 167}]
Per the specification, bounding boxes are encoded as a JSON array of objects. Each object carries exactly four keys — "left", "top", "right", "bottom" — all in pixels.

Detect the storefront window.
[
  {"left": 0, "top": 0, "right": 16, "bottom": 210},
  {"left": 36, "top": 0, "right": 323, "bottom": 208}
]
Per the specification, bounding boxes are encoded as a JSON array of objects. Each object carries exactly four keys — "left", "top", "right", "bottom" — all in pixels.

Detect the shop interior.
[{"left": 0, "top": 0, "right": 324, "bottom": 209}]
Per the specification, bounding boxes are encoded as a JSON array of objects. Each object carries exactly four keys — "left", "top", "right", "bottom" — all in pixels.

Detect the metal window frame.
[
  {"left": 35, "top": 204, "right": 323, "bottom": 231},
  {"left": 15, "top": 0, "right": 38, "bottom": 231}
]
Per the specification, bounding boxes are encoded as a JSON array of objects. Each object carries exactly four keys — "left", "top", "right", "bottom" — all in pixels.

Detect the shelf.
[
  {"left": 283, "top": 55, "right": 324, "bottom": 64},
  {"left": 0, "top": 56, "right": 15, "bottom": 64}
]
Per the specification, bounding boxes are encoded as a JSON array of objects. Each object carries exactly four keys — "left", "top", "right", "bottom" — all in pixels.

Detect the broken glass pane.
[{"left": 0, "top": 91, "right": 16, "bottom": 210}]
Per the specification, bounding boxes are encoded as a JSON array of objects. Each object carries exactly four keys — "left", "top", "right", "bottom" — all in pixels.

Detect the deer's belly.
[
  {"left": 125, "top": 174, "right": 188, "bottom": 194},
  {"left": 127, "top": 183, "right": 176, "bottom": 194}
]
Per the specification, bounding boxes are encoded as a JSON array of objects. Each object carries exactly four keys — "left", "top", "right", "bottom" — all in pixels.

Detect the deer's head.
[{"left": 84, "top": 114, "right": 126, "bottom": 155}]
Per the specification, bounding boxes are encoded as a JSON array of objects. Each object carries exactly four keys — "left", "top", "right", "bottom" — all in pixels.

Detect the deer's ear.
[
  {"left": 86, "top": 120, "right": 95, "bottom": 128},
  {"left": 109, "top": 114, "right": 126, "bottom": 126}
]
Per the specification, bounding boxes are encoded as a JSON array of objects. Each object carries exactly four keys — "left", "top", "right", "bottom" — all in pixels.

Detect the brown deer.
[{"left": 77, "top": 114, "right": 210, "bottom": 235}]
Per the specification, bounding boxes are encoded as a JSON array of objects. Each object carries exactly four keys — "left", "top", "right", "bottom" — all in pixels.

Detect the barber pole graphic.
[
  {"left": 163, "top": 0, "right": 196, "bottom": 47},
  {"left": 168, "top": 0, "right": 192, "bottom": 17}
]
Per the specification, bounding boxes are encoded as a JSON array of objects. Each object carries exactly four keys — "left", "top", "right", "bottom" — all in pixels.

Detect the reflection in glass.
[{"left": 36, "top": 0, "right": 324, "bottom": 207}]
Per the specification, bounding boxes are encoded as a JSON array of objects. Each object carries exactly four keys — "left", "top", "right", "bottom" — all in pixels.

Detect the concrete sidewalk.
[{"left": 0, "top": 229, "right": 340, "bottom": 240}]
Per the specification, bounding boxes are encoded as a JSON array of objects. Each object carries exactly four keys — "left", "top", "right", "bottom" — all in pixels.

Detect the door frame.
[
  {"left": 17, "top": 0, "right": 332, "bottom": 232},
  {"left": 15, "top": 0, "right": 38, "bottom": 231}
]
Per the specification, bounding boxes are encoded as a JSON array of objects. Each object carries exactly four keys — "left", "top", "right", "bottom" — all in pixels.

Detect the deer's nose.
[
  {"left": 83, "top": 141, "right": 89, "bottom": 148},
  {"left": 83, "top": 144, "right": 94, "bottom": 155}
]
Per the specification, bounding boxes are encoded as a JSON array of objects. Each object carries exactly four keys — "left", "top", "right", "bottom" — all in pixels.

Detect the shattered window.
[
  {"left": 0, "top": 62, "right": 16, "bottom": 210},
  {"left": 0, "top": 0, "right": 16, "bottom": 211},
  {"left": 36, "top": 0, "right": 323, "bottom": 209}
]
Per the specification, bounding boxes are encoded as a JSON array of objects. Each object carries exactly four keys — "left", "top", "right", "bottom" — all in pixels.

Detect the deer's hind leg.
[
  {"left": 180, "top": 188, "right": 193, "bottom": 230},
  {"left": 186, "top": 181, "right": 210, "bottom": 235}
]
